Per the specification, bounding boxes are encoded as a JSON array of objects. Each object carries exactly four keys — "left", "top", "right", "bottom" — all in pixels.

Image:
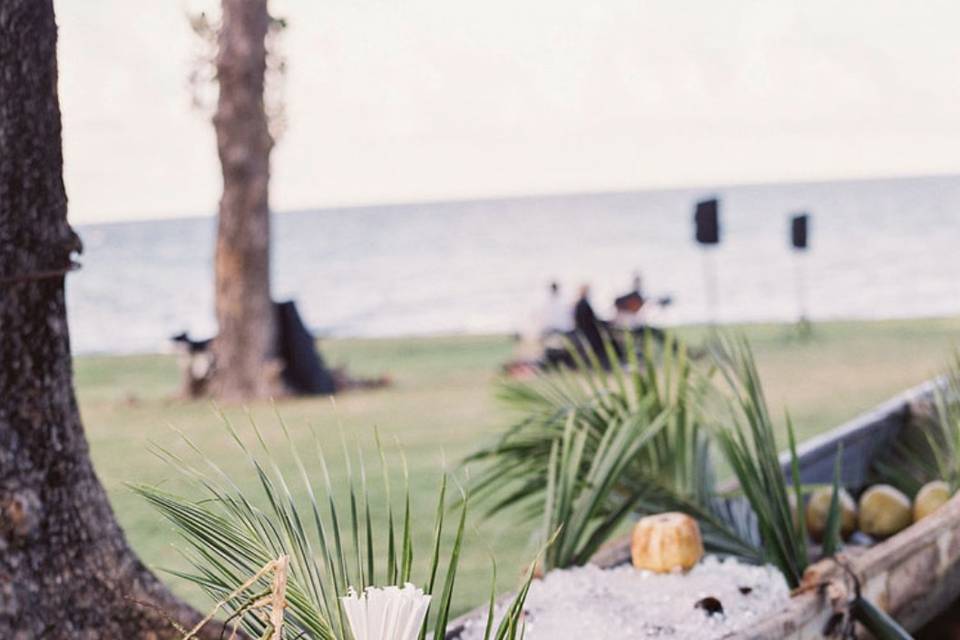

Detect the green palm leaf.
[
  {"left": 468, "top": 330, "right": 761, "bottom": 569},
  {"left": 135, "top": 413, "right": 539, "bottom": 639}
]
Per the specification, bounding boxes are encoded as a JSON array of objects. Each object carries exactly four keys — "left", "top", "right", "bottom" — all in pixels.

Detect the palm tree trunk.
[
  {"left": 210, "top": 0, "right": 283, "bottom": 401},
  {"left": 0, "top": 2, "right": 228, "bottom": 637}
]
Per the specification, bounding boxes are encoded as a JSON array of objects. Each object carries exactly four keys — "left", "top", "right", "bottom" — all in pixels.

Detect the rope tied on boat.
[{"left": 814, "top": 557, "right": 913, "bottom": 640}]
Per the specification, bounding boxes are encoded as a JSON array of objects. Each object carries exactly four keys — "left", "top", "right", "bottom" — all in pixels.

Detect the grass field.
[{"left": 75, "top": 317, "right": 960, "bottom": 617}]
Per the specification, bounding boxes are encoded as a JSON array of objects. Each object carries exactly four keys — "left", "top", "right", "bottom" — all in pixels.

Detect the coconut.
[
  {"left": 914, "top": 480, "right": 952, "bottom": 522},
  {"left": 805, "top": 486, "right": 857, "bottom": 542},
  {"left": 857, "top": 484, "right": 912, "bottom": 538},
  {"left": 631, "top": 512, "right": 704, "bottom": 573}
]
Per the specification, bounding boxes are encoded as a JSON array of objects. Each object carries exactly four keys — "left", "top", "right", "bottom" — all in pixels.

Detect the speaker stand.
[
  {"left": 701, "top": 247, "right": 719, "bottom": 330},
  {"left": 793, "top": 249, "right": 812, "bottom": 339}
]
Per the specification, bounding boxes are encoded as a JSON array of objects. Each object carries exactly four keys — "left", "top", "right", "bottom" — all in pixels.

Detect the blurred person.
[
  {"left": 613, "top": 272, "right": 674, "bottom": 346},
  {"left": 574, "top": 284, "right": 620, "bottom": 369},
  {"left": 511, "top": 280, "right": 573, "bottom": 373},
  {"left": 541, "top": 281, "right": 573, "bottom": 336},
  {"left": 613, "top": 272, "right": 648, "bottom": 329},
  {"left": 539, "top": 281, "right": 575, "bottom": 369},
  {"left": 517, "top": 280, "right": 570, "bottom": 350}
]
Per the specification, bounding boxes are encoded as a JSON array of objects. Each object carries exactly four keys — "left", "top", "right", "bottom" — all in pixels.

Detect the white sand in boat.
[{"left": 455, "top": 556, "right": 790, "bottom": 640}]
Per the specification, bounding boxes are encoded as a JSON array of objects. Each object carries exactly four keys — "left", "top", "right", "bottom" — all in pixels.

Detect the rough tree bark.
[
  {"left": 0, "top": 2, "right": 227, "bottom": 637},
  {"left": 210, "top": 0, "right": 283, "bottom": 401}
]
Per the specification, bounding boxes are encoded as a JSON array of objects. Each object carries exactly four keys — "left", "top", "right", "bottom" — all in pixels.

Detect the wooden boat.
[
  {"left": 448, "top": 379, "right": 960, "bottom": 638},
  {"left": 740, "top": 379, "right": 960, "bottom": 637}
]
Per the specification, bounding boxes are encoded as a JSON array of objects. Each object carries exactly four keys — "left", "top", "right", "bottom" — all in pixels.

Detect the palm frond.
[
  {"left": 872, "top": 351, "right": 960, "bottom": 496},
  {"left": 468, "top": 330, "right": 761, "bottom": 567},
  {"left": 541, "top": 406, "right": 671, "bottom": 569},
  {"left": 706, "top": 335, "right": 846, "bottom": 587},
  {"left": 931, "top": 352, "right": 960, "bottom": 491},
  {"left": 135, "top": 413, "right": 538, "bottom": 640}
]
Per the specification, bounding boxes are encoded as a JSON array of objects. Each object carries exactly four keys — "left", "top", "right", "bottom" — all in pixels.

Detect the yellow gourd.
[
  {"left": 913, "top": 480, "right": 951, "bottom": 522},
  {"left": 631, "top": 512, "right": 704, "bottom": 573},
  {"left": 805, "top": 486, "right": 857, "bottom": 542},
  {"left": 858, "top": 485, "right": 912, "bottom": 538}
]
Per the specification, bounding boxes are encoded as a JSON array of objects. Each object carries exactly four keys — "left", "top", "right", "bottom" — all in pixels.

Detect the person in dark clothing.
[
  {"left": 574, "top": 284, "right": 618, "bottom": 368},
  {"left": 613, "top": 273, "right": 650, "bottom": 329},
  {"left": 614, "top": 272, "right": 672, "bottom": 349}
]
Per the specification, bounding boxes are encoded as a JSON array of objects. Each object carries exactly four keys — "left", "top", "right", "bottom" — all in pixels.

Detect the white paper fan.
[{"left": 341, "top": 583, "right": 432, "bottom": 640}]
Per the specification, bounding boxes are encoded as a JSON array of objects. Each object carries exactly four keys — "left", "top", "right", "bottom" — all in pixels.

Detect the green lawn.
[{"left": 74, "top": 317, "right": 960, "bottom": 617}]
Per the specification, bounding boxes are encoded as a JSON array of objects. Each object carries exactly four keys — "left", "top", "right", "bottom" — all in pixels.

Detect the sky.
[{"left": 54, "top": 0, "right": 960, "bottom": 223}]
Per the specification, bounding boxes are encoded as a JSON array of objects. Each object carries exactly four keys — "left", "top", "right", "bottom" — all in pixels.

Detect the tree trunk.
[
  {"left": 210, "top": 0, "right": 282, "bottom": 401},
  {"left": 0, "top": 2, "right": 227, "bottom": 637}
]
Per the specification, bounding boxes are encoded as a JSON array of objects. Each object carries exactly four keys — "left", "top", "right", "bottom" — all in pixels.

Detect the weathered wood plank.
[
  {"left": 740, "top": 492, "right": 960, "bottom": 638},
  {"left": 777, "top": 380, "right": 935, "bottom": 487}
]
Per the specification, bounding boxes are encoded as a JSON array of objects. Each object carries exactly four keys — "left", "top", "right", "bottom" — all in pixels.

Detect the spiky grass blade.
[
  {"left": 821, "top": 444, "right": 845, "bottom": 557},
  {"left": 432, "top": 487, "right": 469, "bottom": 639},
  {"left": 481, "top": 558, "right": 497, "bottom": 640},
  {"left": 709, "top": 335, "right": 819, "bottom": 587}
]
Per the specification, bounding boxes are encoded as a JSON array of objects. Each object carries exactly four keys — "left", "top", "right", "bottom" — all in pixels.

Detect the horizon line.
[{"left": 71, "top": 170, "right": 960, "bottom": 228}]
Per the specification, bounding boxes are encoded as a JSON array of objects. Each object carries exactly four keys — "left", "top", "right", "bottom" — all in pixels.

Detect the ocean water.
[{"left": 69, "top": 175, "right": 960, "bottom": 354}]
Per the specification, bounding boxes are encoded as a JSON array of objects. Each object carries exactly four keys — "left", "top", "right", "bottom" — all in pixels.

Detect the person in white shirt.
[
  {"left": 542, "top": 281, "right": 574, "bottom": 337},
  {"left": 511, "top": 281, "right": 574, "bottom": 373}
]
